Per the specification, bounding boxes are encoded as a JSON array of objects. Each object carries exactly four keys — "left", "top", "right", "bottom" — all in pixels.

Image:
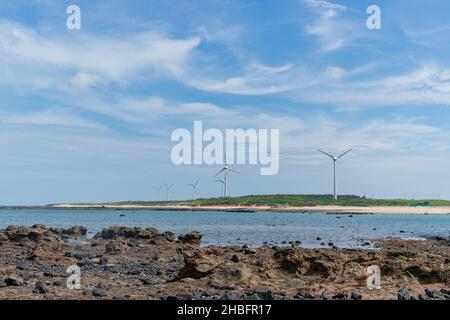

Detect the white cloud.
[
  {"left": 186, "top": 63, "right": 296, "bottom": 95},
  {"left": 302, "top": 0, "right": 364, "bottom": 52},
  {"left": 0, "top": 110, "right": 104, "bottom": 129},
  {"left": 296, "top": 63, "right": 450, "bottom": 107},
  {"left": 0, "top": 20, "right": 200, "bottom": 88},
  {"left": 303, "top": 0, "right": 346, "bottom": 17}
]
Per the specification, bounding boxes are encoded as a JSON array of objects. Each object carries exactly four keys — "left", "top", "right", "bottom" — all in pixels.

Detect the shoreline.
[{"left": 4, "top": 204, "right": 449, "bottom": 215}]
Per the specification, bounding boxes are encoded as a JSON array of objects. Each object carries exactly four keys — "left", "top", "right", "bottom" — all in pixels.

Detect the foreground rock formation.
[{"left": 0, "top": 225, "right": 448, "bottom": 300}]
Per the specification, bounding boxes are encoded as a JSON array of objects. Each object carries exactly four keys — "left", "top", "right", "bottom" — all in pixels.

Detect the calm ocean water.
[{"left": 0, "top": 210, "right": 449, "bottom": 248}]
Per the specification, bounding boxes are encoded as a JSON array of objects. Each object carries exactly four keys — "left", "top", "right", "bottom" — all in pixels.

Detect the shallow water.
[{"left": 0, "top": 210, "right": 449, "bottom": 248}]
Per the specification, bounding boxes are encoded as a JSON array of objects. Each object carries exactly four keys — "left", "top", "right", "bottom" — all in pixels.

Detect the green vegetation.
[{"left": 103, "top": 194, "right": 450, "bottom": 207}]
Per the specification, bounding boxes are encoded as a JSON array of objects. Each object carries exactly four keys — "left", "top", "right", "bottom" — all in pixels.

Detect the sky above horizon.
[{"left": 1, "top": 0, "right": 450, "bottom": 205}]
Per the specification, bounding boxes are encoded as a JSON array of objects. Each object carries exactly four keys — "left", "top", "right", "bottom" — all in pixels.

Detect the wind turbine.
[
  {"left": 214, "top": 157, "right": 239, "bottom": 197},
  {"left": 153, "top": 185, "right": 162, "bottom": 201},
  {"left": 187, "top": 179, "right": 200, "bottom": 200},
  {"left": 317, "top": 148, "right": 352, "bottom": 200},
  {"left": 164, "top": 183, "right": 174, "bottom": 201},
  {"left": 215, "top": 179, "right": 226, "bottom": 197}
]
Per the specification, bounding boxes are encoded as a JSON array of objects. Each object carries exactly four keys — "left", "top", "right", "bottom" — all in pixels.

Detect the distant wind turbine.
[
  {"left": 164, "top": 183, "right": 174, "bottom": 201},
  {"left": 215, "top": 179, "right": 226, "bottom": 197},
  {"left": 187, "top": 179, "right": 200, "bottom": 200},
  {"left": 214, "top": 156, "right": 239, "bottom": 197},
  {"left": 317, "top": 148, "right": 352, "bottom": 200},
  {"left": 153, "top": 185, "right": 162, "bottom": 201}
]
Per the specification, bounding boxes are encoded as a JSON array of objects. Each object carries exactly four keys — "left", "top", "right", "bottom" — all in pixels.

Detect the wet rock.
[
  {"left": 92, "top": 288, "right": 107, "bottom": 297},
  {"left": 398, "top": 288, "right": 411, "bottom": 300},
  {"left": 34, "top": 281, "right": 49, "bottom": 294},
  {"left": 418, "top": 293, "right": 431, "bottom": 300},
  {"left": 78, "top": 257, "right": 93, "bottom": 267},
  {"left": 351, "top": 291, "right": 362, "bottom": 300},
  {"left": 220, "top": 294, "right": 241, "bottom": 300},
  {"left": 320, "top": 292, "right": 330, "bottom": 300},
  {"left": 43, "top": 271, "right": 56, "bottom": 278},
  {"left": 53, "top": 281, "right": 64, "bottom": 287},
  {"left": 210, "top": 281, "right": 235, "bottom": 290},
  {"left": 230, "top": 254, "right": 240, "bottom": 263},
  {"left": 162, "top": 231, "right": 176, "bottom": 242},
  {"left": 5, "top": 276, "right": 25, "bottom": 286},
  {"left": 295, "top": 290, "right": 315, "bottom": 299},
  {"left": 178, "top": 231, "right": 203, "bottom": 245},
  {"left": 16, "top": 262, "right": 27, "bottom": 270},
  {"left": 95, "top": 227, "right": 160, "bottom": 240},
  {"left": 105, "top": 241, "right": 124, "bottom": 254},
  {"left": 27, "top": 231, "right": 44, "bottom": 242},
  {"left": 99, "top": 256, "right": 109, "bottom": 265},
  {"left": 425, "top": 288, "right": 444, "bottom": 300},
  {"left": 65, "top": 226, "right": 87, "bottom": 236},
  {"left": 332, "top": 292, "right": 348, "bottom": 300},
  {"left": 179, "top": 252, "right": 219, "bottom": 278},
  {"left": 244, "top": 248, "right": 256, "bottom": 254},
  {"left": 253, "top": 286, "right": 273, "bottom": 300},
  {"left": 140, "top": 278, "right": 158, "bottom": 286}
]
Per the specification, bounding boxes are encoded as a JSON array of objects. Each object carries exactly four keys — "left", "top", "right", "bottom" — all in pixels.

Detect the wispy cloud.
[
  {"left": 0, "top": 20, "right": 200, "bottom": 89},
  {"left": 295, "top": 63, "right": 450, "bottom": 107},
  {"left": 301, "top": 0, "right": 363, "bottom": 52}
]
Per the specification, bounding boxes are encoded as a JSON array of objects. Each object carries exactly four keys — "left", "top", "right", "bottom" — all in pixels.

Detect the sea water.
[{"left": 0, "top": 210, "right": 448, "bottom": 248}]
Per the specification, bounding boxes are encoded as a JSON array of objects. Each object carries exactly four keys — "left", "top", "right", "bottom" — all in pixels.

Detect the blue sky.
[{"left": 1, "top": 0, "right": 450, "bottom": 204}]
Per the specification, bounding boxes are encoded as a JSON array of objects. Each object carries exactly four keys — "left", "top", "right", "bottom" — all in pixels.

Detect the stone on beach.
[{"left": 178, "top": 231, "right": 203, "bottom": 245}]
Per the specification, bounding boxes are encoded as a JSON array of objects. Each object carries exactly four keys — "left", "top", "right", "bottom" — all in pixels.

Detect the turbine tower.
[
  {"left": 164, "top": 183, "right": 174, "bottom": 201},
  {"left": 187, "top": 179, "right": 200, "bottom": 200},
  {"left": 214, "top": 158, "right": 239, "bottom": 197},
  {"left": 317, "top": 148, "right": 352, "bottom": 200},
  {"left": 215, "top": 179, "right": 226, "bottom": 197},
  {"left": 153, "top": 185, "right": 162, "bottom": 201}
]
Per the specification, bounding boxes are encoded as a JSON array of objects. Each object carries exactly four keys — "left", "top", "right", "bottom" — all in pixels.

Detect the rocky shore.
[{"left": 0, "top": 225, "right": 448, "bottom": 300}]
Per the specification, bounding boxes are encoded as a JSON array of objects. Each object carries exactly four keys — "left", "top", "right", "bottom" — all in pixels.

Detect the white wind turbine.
[
  {"left": 153, "top": 185, "right": 162, "bottom": 201},
  {"left": 215, "top": 179, "right": 226, "bottom": 197},
  {"left": 187, "top": 179, "right": 200, "bottom": 200},
  {"left": 214, "top": 156, "right": 239, "bottom": 197},
  {"left": 163, "top": 183, "right": 174, "bottom": 201},
  {"left": 317, "top": 148, "right": 352, "bottom": 200}
]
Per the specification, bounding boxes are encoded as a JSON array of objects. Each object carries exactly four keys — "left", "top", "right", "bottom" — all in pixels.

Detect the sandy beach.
[{"left": 51, "top": 204, "right": 450, "bottom": 215}]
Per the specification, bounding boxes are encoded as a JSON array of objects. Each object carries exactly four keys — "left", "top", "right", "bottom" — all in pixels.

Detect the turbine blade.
[
  {"left": 214, "top": 168, "right": 226, "bottom": 176},
  {"left": 337, "top": 148, "right": 352, "bottom": 159},
  {"left": 317, "top": 149, "right": 335, "bottom": 159},
  {"left": 228, "top": 168, "right": 240, "bottom": 174}
]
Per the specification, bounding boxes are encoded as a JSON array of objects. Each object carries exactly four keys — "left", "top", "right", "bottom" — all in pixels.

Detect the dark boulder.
[
  {"left": 5, "top": 276, "right": 25, "bottom": 286},
  {"left": 398, "top": 288, "right": 411, "bottom": 300},
  {"left": 178, "top": 231, "right": 203, "bottom": 245},
  {"left": 33, "top": 281, "right": 49, "bottom": 294},
  {"left": 351, "top": 291, "right": 362, "bottom": 300},
  {"left": 253, "top": 286, "right": 273, "bottom": 300}
]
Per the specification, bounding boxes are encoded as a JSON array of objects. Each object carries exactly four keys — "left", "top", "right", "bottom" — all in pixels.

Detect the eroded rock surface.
[{"left": 0, "top": 225, "right": 448, "bottom": 300}]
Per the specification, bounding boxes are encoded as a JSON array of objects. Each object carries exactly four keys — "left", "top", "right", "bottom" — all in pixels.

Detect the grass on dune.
[{"left": 103, "top": 194, "right": 450, "bottom": 207}]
